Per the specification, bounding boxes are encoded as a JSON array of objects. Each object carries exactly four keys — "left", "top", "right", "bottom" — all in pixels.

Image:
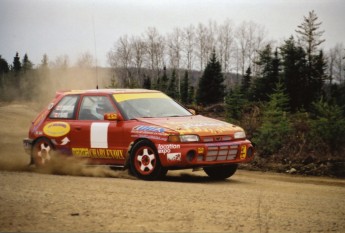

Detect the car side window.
[
  {"left": 78, "top": 96, "right": 116, "bottom": 120},
  {"left": 49, "top": 95, "right": 79, "bottom": 119}
]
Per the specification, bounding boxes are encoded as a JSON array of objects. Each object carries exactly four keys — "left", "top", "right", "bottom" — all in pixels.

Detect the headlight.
[
  {"left": 234, "top": 131, "right": 246, "bottom": 139},
  {"left": 180, "top": 135, "right": 200, "bottom": 142},
  {"left": 168, "top": 135, "right": 200, "bottom": 142}
]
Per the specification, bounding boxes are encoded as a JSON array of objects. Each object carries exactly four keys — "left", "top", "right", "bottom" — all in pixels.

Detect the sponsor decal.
[
  {"left": 55, "top": 105, "right": 75, "bottom": 111},
  {"left": 160, "top": 121, "right": 234, "bottom": 134},
  {"left": 43, "top": 122, "right": 71, "bottom": 137},
  {"left": 132, "top": 125, "right": 165, "bottom": 133},
  {"left": 51, "top": 137, "right": 70, "bottom": 146},
  {"left": 157, "top": 144, "right": 180, "bottom": 154},
  {"left": 34, "top": 131, "right": 43, "bottom": 136},
  {"left": 167, "top": 153, "right": 181, "bottom": 161},
  {"left": 113, "top": 92, "right": 169, "bottom": 102},
  {"left": 131, "top": 134, "right": 167, "bottom": 141},
  {"left": 52, "top": 112, "right": 69, "bottom": 118},
  {"left": 72, "top": 148, "right": 124, "bottom": 159},
  {"left": 240, "top": 145, "right": 247, "bottom": 159},
  {"left": 180, "top": 122, "right": 225, "bottom": 128}
]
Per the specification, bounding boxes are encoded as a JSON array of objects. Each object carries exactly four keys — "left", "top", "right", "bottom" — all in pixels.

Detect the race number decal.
[{"left": 90, "top": 122, "right": 110, "bottom": 148}]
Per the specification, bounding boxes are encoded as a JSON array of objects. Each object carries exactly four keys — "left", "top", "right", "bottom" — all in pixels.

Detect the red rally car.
[{"left": 23, "top": 89, "right": 254, "bottom": 180}]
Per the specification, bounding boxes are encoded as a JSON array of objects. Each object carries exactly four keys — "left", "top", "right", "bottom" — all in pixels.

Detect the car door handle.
[{"left": 74, "top": 126, "right": 82, "bottom": 130}]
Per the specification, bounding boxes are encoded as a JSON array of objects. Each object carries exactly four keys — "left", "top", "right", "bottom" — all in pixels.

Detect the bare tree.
[
  {"left": 167, "top": 27, "right": 184, "bottom": 90},
  {"left": 130, "top": 36, "right": 146, "bottom": 86},
  {"left": 107, "top": 35, "right": 133, "bottom": 87},
  {"left": 195, "top": 23, "right": 208, "bottom": 71},
  {"left": 51, "top": 55, "right": 69, "bottom": 69},
  {"left": 205, "top": 20, "right": 218, "bottom": 62},
  {"left": 235, "top": 21, "right": 267, "bottom": 76},
  {"left": 144, "top": 27, "right": 165, "bottom": 81},
  {"left": 182, "top": 25, "right": 195, "bottom": 71},
  {"left": 76, "top": 52, "right": 95, "bottom": 68},
  {"left": 167, "top": 27, "right": 183, "bottom": 70},
  {"left": 296, "top": 10, "right": 325, "bottom": 58},
  {"left": 236, "top": 21, "right": 251, "bottom": 76},
  {"left": 328, "top": 43, "right": 345, "bottom": 83},
  {"left": 217, "top": 19, "right": 235, "bottom": 73}
]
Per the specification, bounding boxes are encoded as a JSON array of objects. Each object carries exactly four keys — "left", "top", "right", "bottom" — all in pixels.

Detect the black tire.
[
  {"left": 203, "top": 164, "right": 238, "bottom": 180},
  {"left": 32, "top": 138, "right": 54, "bottom": 167},
  {"left": 130, "top": 140, "right": 167, "bottom": 180}
]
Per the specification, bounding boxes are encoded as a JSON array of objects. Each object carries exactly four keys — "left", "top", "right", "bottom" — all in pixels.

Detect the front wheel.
[
  {"left": 130, "top": 140, "right": 167, "bottom": 180},
  {"left": 32, "top": 138, "right": 54, "bottom": 167},
  {"left": 203, "top": 164, "right": 238, "bottom": 180}
]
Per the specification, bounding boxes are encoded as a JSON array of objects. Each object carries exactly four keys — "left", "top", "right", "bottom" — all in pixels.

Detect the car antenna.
[{"left": 92, "top": 5, "right": 99, "bottom": 90}]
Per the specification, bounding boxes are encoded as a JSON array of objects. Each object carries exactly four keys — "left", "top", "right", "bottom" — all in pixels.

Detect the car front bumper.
[{"left": 158, "top": 139, "right": 255, "bottom": 168}]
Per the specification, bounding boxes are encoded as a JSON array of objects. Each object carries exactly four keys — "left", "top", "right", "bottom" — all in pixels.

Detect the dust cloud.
[
  {"left": 32, "top": 152, "right": 135, "bottom": 179},
  {"left": 26, "top": 67, "right": 112, "bottom": 109},
  {"left": 0, "top": 68, "right": 136, "bottom": 179},
  {"left": 1, "top": 67, "right": 113, "bottom": 109}
]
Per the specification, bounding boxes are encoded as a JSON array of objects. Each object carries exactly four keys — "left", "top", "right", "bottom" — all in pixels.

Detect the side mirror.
[
  {"left": 104, "top": 113, "right": 123, "bottom": 121},
  {"left": 188, "top": 109, "right": 196, "bottom": 115}
]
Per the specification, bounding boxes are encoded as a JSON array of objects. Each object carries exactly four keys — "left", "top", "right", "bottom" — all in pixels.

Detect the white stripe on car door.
[{"left": 90, "top": 122, "right": 110, "bottom": 148}]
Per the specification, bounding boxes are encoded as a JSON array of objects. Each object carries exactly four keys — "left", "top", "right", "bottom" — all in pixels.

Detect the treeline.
[
  {"left": 106, "top": 11, "right": 345, "bottom": 159},
  {"left": 0, "top": 11, "right": 344, "bottom": 160},
  {"left": 0, "top": 52, "right": 42, "bottom": 101}
]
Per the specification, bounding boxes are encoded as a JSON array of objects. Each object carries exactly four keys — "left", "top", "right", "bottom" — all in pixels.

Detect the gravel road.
[{"left": 0, "top": 103, "right": 344, "bottom": 232}]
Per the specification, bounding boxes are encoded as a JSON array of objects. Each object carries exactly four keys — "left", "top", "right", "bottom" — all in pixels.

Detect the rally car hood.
[{"left": 136, "top": 115, "right": 244, "bottom": 136}]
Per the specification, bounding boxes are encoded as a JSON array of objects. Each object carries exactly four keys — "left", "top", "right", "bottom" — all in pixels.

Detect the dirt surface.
[{"left": 1, "top": 103, "right": 345, "bottom": 232}]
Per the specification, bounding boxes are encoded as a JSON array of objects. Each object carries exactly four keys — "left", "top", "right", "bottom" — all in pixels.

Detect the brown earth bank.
[{"left": 0, "top": 103, "right": 345, "bottom": 232}]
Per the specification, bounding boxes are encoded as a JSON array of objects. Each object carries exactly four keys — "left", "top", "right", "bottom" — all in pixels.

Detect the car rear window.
[{"left": 49, "top": 95, "right": 79, "bottom": 119}]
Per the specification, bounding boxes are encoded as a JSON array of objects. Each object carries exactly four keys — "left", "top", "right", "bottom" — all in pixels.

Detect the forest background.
[{"left": 1, "top": 11, "right": 344, "bottom": 177}]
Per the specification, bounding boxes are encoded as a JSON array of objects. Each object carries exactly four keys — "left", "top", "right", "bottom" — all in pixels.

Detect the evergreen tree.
[
  {"left": 154, "top": 77, "right": 160, "bottom": 90},
  {"left": 188, "top": 86, "right": 195, "bottom": 105},
  {"left": 280, "top": 37, "right": 308, "bottom": 111},
  {"left": 241, "top": 66, "right": 251, "bottom": 96},
  {"left": 160, "top": 66, "right": 168, "bottom": 92},
  {"left": 180, "top": 71, "right": 189, "bottom": 104},
  {"left": 329, "top": 82, "right": 345, "bottom": 112},
  {"left": 0, "top": 55, "right": 9, "bottom": 95},
  {"left": 310, "top": 50, "right": 327, "bottom": 101},
  {"left": 251, "top": 44, "right": 280, "bottom": 102},
  {"left": 167, "top": 69, "right": 178, "bottom": 99},
  {"left": 108, "top": 75, "right": 119, "bottom": 88},
  {"left": 40, "top": 54, "right": 49, "bottom": 69},
  {"left": 310, "top": 99, "right": 345, "bottom": 155},
  {"left": 22, "top": 53, "right": 33, "bottom": 72},
  {"left": 254, "top": 82, "right": 291, "bottom": 155},
  {"left": 0, "top": 55, "right": 9, "bottom": 74},
  {"left": 295, "top": 10, "right": 326, "bottom": 110},
  {"left": 143, "top": 75, "right": 151, "bottom": 89},
  {"left": 225, "top": 86, "right": 247, "bottom": 122},
  {"left": 12, "top": 52, "right": 21, "bottom": 72},
  {"left": 196, "top": 50, "right": 225, "bottom": 105}
]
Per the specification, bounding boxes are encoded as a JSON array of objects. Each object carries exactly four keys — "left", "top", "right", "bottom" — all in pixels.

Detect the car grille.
[{"left": 197, "top": 144, "right": 239, "bottom": 162}]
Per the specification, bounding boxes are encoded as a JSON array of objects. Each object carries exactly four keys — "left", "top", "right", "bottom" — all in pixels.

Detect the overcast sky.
[{"left": 1, "top": 0, "right": 344, "bottom": 67}]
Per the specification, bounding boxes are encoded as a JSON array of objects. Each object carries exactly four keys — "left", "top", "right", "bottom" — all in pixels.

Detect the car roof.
[{"left": 55, "top": 89, "right": 160, "bottom": 97}]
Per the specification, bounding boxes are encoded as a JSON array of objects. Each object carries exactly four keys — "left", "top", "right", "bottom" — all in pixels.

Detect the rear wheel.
[
  {"left": 130, "top": 140, "right": 167, "bottom": 180},
  {"left": 32, "top": 138, "right": 54, "bottom": 167},
  {"left": 203, "top": 164, "right": 238, "bottom": 180}
]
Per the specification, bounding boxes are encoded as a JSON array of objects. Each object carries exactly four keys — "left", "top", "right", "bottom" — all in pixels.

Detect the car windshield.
[{"left": 114, "top": 93, "right": 192, "bottom": 119}]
